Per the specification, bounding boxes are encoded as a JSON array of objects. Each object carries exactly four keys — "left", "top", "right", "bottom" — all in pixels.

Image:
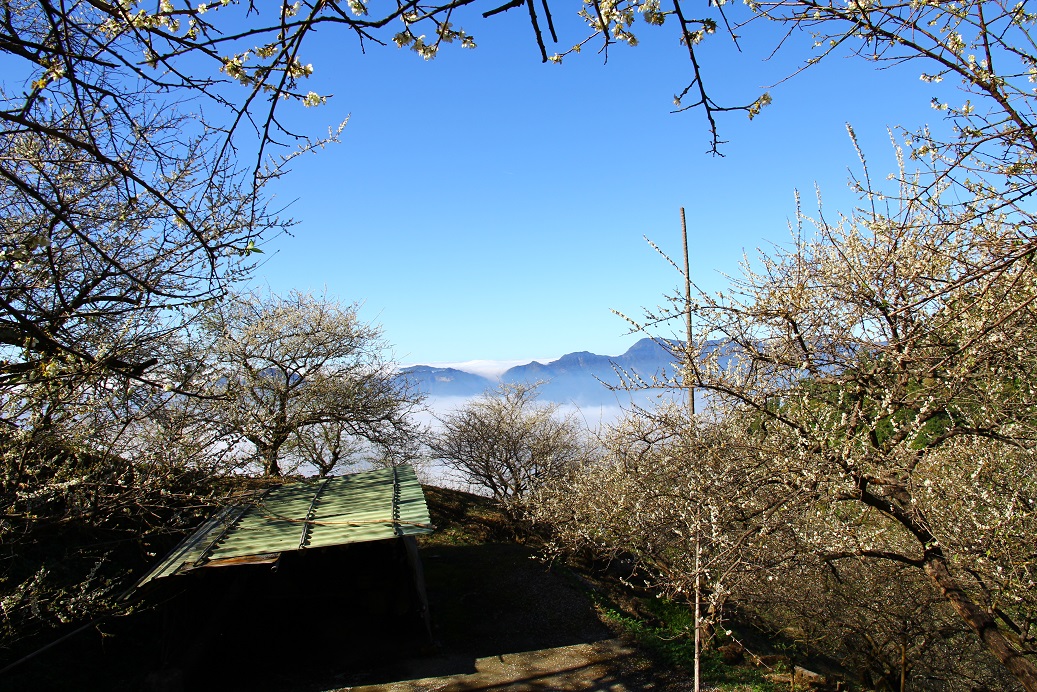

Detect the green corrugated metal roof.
[{"left": 134, "top": 465, "right": 433, "bottom": 591}]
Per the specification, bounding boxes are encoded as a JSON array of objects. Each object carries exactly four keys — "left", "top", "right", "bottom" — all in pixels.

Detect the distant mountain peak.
[
  {"left": 496, "top": 339, "right": 685, "bottom": 406},
  {"left": 398, "top": 338, "right": 720, "bottom": 415},
  {"left": 397, "top": 365, "right": 493, "bottom": 398}
]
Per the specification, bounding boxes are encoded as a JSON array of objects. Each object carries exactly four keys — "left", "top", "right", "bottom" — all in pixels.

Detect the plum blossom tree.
[
  {"left": 200, "top": 290, "right": 420, "bottom": 477},
  {"left": 532, "top": 404, "right": 798, "bottom": 646},
  {"left": 431, "top": 382, "right": 586, "bottom": 509},
  {"left": 0, "top": 96, "right": 284, "bottom": 538},
  {"left": 629, "top": 152, "right": 1037, "bottom": 687}
]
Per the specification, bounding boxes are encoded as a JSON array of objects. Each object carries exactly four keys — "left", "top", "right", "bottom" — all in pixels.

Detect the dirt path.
[{"left": 341, "top": 639, "right": 643, "bottom": 691}]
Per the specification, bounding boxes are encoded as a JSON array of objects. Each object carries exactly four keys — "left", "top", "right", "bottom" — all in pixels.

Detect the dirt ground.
[
  {"left": 342, "top": 639, "right": 644, "bottom": 691},
  {"left": 327, "top": 542, "right": 661, "bottom": 692}
]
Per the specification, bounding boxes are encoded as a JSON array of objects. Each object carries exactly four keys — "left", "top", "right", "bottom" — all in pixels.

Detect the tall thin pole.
[
  {"left": 682, "top": 207, "right": 701, "bottom": 692},
  {"left": 901, "top": 635, "right": 908, "bottom": 692},
  {"left": 694, "top": 507, "right": 702, "bottom": 692},
  {"left": 681, "top": 208, "right": 695, "bottom": 416}
]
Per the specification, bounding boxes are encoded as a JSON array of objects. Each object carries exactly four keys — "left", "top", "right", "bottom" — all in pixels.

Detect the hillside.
[
  {"left": 3, "top": 485, "right": 811, "bottom": 691},
  {"left": 336, "top": 486, "right": 812, "bottom": 692}
]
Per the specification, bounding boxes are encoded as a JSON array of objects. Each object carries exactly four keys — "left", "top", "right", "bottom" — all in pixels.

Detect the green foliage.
[{"left": 598, "top": 597, "right": 779, "bottom": 690}]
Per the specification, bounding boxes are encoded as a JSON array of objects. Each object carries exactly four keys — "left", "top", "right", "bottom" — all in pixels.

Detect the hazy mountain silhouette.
[
  {"left": 398, "top": 338, "right": 705, "bottom": 409},
  {"left": 499, "top": 338, "right": 683, "bottom": 406},
  {"left": 396, "top": 365, "right": 493, "bottom": 398}
]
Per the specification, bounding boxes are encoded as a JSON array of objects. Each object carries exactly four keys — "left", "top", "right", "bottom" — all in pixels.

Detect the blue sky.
[{"left": 251, "top": 5, "right": 952, "bottom": 367}]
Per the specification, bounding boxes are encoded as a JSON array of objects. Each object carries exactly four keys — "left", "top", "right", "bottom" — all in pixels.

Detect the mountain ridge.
[{"left": 398, "top": 338, "right": 692, "bottom": 408}]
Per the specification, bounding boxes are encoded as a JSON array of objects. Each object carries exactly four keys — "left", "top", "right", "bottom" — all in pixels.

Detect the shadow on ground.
[{"left": 317, "top": 542, "right": 656, "bottom": 691}]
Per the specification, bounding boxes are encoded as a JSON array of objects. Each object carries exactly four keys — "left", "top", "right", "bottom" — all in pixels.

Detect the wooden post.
[
  {"left": 901, "top": 634, "right": 908, "bottom": 692},
  {"left": 681, "top": 208, "right": 695, "bottom": 416},
  {"left": 684, "top": 207, "right": 700, "bottom": 692},
  {"left": 694, "top": 505, "right": 702, "bottom": 692}
]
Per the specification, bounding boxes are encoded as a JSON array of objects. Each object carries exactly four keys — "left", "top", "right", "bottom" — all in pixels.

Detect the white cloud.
[
  {"left": 415, "top": 357, "right": 559, "bottom": 380},
  {"left": 416, "top": 395, "right": 629, "bottom": 432},
  {"left": 412, "top": 396, "right": 479, "bottom": 425},
  {"left": 555, "top": 402, "right": 628, "bottom": 431}
]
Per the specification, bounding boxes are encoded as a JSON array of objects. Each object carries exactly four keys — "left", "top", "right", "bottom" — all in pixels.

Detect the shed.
[
  {"left": 134, "top": 464, "right": 433, "bottom": 589},
  {"left": 132, "top": 465, "right": 436, "bottom": 688}
]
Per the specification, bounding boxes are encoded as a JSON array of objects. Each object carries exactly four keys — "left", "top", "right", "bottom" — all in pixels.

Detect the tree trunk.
[
  {"left": 856, "top": 479, "right": 1037, "bottom": 690},
  {"left": 923, "top": 551, "right": 1037, "bottom": 691},
  {"left": 260, "top": 444, "right": 281, "bottom": 477}
]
